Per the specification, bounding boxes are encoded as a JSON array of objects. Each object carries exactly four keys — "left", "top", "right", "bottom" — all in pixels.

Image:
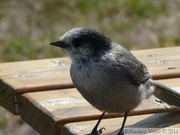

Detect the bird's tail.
[{"left": 150, "top": 80, "right": 180, "bottom": 107}]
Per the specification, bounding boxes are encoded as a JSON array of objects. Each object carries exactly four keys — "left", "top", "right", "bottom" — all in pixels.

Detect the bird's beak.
[{"left": 50, "top": 40, "right": 67, "bottom": 48}]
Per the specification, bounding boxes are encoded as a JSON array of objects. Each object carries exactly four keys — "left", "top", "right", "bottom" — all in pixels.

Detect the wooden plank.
[
  {"left": 0, "top": 46, "right": 180, "bottom": 93},
  {"left": 0, "top": 57, "right": 70, "bottom": 76},
  {"left": 0, "top": 57, "right": 72, "bottom": 92},
  {"left": 0, "top": 58, "right": 72, "bottom": 114},
  {"left": 62, "top": 112, "right": 180, "bottom": 135},
  {"left": 1, "top": 47, "right": 180, "bottom": 114},
  {"left": 19, "top": 78, "right": 180, "bottom": 135},
  {"left": 133, "top": 47, "right": 180, "bottom": 79}
]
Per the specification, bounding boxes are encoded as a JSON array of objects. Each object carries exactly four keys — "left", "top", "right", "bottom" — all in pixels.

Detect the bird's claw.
[
  {"left": 98, "top": 127, "right": 106, "bottom": 134},
  {"left": 86, "top": 127, "right": 106, "bottom": 135}
]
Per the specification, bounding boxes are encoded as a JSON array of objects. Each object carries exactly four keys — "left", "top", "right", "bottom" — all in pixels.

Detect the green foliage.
[
  {"left": 0, "top": 0, "right": 179, "bottom": 62},
  {"left": 124, "top": 0, "right": 167, "bottom": 18}
]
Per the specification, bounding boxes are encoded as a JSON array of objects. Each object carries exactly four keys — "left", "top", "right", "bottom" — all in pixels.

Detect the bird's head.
[{"left": 50, "top": 27, "right": 111, "bottom": 62}]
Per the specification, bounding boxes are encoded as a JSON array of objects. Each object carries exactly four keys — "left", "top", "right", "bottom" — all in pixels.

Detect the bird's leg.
[
  {"left": 86, "top": 112, "right": 106, "bottom": 135},
  {"left": 117, "top": 111, "right": 129, "bottom": 135}
]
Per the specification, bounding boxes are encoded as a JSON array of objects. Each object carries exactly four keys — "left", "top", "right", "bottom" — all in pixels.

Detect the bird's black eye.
[
  {"left": 72, "top": 35, "right": 92, "bottom": 48},
  {"left": 72, "top": 38, "right": 82, "bottom": 48}
]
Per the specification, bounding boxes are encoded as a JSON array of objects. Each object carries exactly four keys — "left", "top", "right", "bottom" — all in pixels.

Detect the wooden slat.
[
  {"left": 133, "top": 47, "right": 180, "bottom": 79},
  {"left": 0, "top": 58, "right": 72, "bottom": 114},
  {"left": 62, "top": 112, "right": 180, "bottom": 135},
  {"left": 0, "top": 57, "right": 70, "bottom": 76},
  {"left": 0, "top": 47, "right": 180, "bottom": 114},
  {"left": 18, "top": 78, "right": 180, "bottom": 135},
  {"left": 0, "top": 57, "right": 72, "bottom": 92},
  {"left": 0, "top": 46, "right": 180, "bottom": 93}
]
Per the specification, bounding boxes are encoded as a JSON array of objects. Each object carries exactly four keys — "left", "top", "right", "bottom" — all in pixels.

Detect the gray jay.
[{"left": 50, "top": 27, "right": 180, "bottom": 135}]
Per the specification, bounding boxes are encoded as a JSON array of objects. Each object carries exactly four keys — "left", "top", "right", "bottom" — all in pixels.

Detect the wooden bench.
[{"left": 0, "top": 47, "right": 180, "bottom": 135}]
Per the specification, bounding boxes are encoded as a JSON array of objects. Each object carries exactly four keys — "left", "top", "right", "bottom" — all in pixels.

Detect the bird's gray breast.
[{"left": 70, "top": 60, "right": 142, "bottom": 113}]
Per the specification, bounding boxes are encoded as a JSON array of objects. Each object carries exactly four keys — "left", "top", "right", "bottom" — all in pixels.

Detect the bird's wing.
[{"left": 108, "top": 43, "right": 151, "bottom": 86}]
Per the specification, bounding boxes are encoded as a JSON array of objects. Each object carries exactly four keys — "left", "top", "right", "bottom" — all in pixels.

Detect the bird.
[{"left": 50, "top": 27, "right": 180, "bottom": 135}]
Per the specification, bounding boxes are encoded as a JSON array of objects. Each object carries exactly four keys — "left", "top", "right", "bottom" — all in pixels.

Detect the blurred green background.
[
  {"left": 0, "top": 0, "right": 180, "bottom": 63},
  {"left": 0, "top": 0, "right": 180, "bottom": 134}
]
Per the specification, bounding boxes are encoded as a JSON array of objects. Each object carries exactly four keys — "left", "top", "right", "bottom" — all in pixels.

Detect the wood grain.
[
  {"left": 1, "top": 47, "right": 180, "bottom": 114},
  {"left": 19, "top": 78, "right": 180, "bottom": 135},
  {"left": 0, "top": 58, "right": 72, "bottom": 114},
  {"left": 0, "top": 57, "right": 72, "bottom": 93},
  {"left": 0, "top": 47, "right": 180, "bottom": 134},
  {"left": 133, "top": 47, "right": 180, "bottom": 79},
  {"left": 0, "top": 46, "right": 180, "bottom": 93},
  {"left": 62, "top": 112, "right": 180, "bottom": 135}
]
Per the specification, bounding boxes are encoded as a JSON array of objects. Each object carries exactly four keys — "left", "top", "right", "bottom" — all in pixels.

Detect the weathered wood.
[
  {"left": 0, "top": 47, "right": 180, "bottom": 135},
  {"left": 0, "top": 57, "right": 72, "bottom": 92},
  {"left": 133, "top": 47, "right": 180, "bottom": 79},
  {"left": 0, "top": 47, "right": 180, "bottom": 93},
  {"left": 1, "top": 47, "right": 180, "bottom": 114},
  {"left": 62, "top": 112, "right": 180, "bottom": 135},
  {"left": 0, "top": 58, "right": 72, "bottom": 114},
  {"left": 19, "top": 79, "right": 180, "bottom": 135}
]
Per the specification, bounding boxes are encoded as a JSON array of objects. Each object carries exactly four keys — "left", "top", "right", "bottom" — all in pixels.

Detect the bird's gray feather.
[{"left": 70, "top": 42, "right": 152, "bottom": 113}]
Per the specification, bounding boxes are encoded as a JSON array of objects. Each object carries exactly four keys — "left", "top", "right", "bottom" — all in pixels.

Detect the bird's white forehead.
[{"left": 62, "top": 28, "right": 82, "bottom": 42}]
